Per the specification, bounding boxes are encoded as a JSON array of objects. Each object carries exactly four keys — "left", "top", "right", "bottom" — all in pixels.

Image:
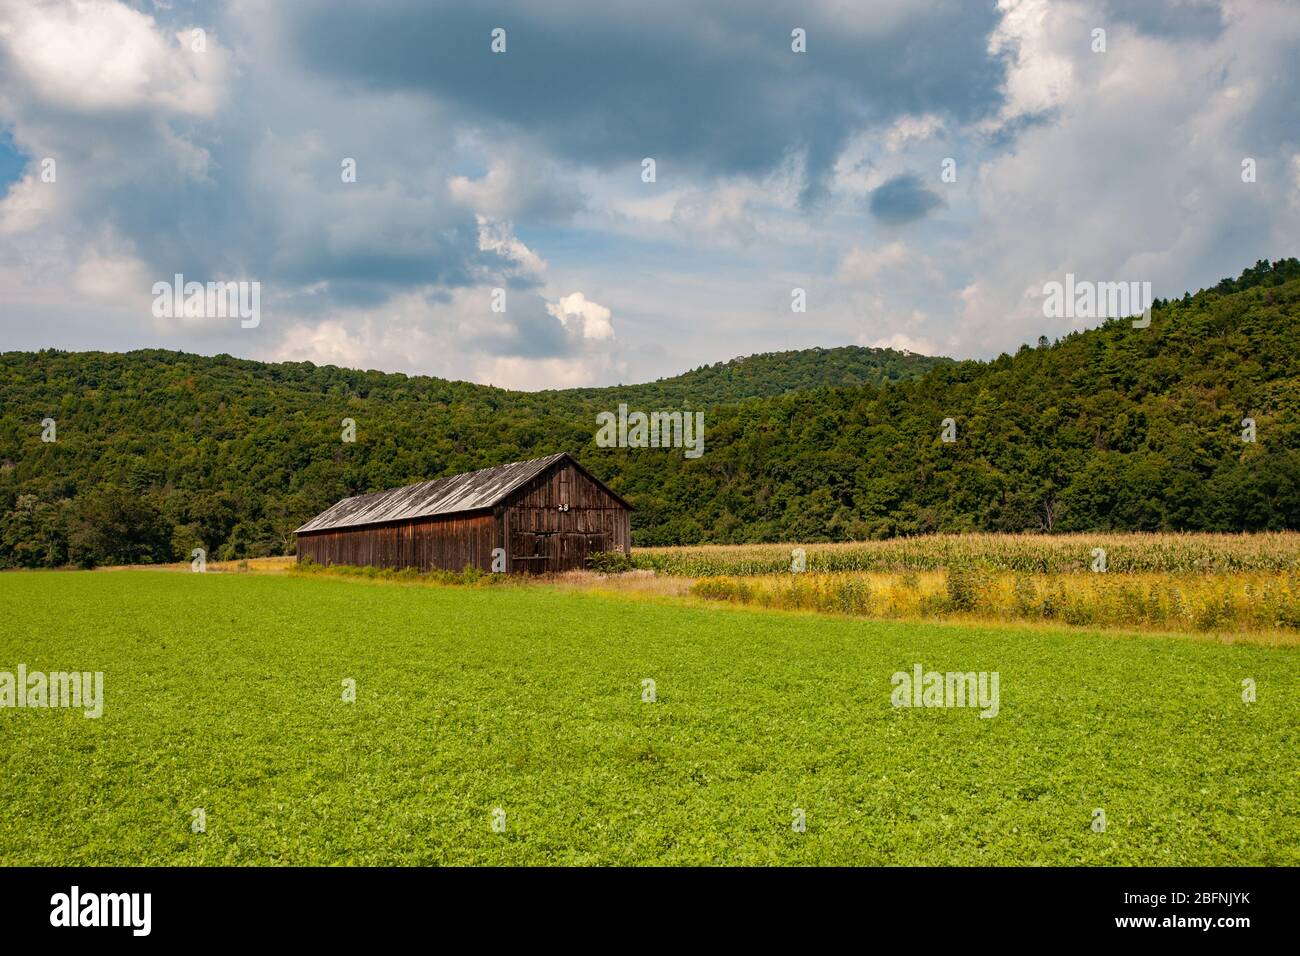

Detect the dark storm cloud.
[
  {"left": 10, "top": 0, "right": 1290, "bottom": 385},
  {"left": 869, "top": 173, "right": 945, "bottom": 224},
  {"left": 1236, "top": 41, "right": 1300, "bottom": 154},
  {"left": 1101, "top": 0, "right": 1225, "bottom": 41},
  {"left": 279, "top": 0, "right": 1008, "bottom": 201}
]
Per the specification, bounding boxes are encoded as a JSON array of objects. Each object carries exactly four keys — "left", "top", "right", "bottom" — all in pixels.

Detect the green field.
[{"left": 0, "top": 571, "right": 1296, "bottom": 865}]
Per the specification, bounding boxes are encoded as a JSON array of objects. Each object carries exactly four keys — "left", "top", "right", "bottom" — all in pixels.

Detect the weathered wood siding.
[
  {"left": 502, "top": 459, "right": 631, "bottom": 573},
  {"left": 296, "top": 511, "right": 497, "bottom": 571},
  {"left": 295, "top": 456, "right": 631, "bottom": 574}
]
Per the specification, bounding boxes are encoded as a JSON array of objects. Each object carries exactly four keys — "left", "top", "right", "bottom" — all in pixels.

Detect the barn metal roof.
[{"left": 296, "top": 453, "right": 603, "bottom": 533}]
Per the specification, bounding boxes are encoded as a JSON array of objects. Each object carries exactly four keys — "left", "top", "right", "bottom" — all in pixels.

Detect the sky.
[{"left": 0, "top": 0, "right": 1297, "bottom": 390}]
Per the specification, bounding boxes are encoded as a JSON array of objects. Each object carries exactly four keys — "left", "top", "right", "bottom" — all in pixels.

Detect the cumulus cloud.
[
  {"left": 0, "top": 172, "right": 52, "bottom": 236},
  {"left": 476, "top": 216, "right": 547, "bottom": 279},
  {"left": 449, "top": 149, "right": 584, "bottom": 223},
  {"left": 72, "top": 240, "right": 151, "bottom": 306},
  {"left": 547, "top": 292, "right": 614, "bottom": 341},
  {"left": 474, "top": 354, "right": 627, "bottom": 391},
  {"left": 1, "top": 0, "right": 1298, "bottom": 386},
  {"left": 0, "top": 0, "right": 228, "bottom": 116},
  {"left": 867, "top": 329, "right": 940, "bottom": 356},
  {"left": 272, "top": 318, "right": 372, "bottom": 368},
  {"left": 986, "top": 0, "right": 1077, "bottom": 124},
  {"left": 949, "top": 0, "right": 1300, "bottom": 352}
]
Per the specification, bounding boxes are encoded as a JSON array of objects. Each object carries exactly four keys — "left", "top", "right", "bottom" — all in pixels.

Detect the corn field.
[{"left": 628, "top": 533, "right": 1300, "bottom": 576}]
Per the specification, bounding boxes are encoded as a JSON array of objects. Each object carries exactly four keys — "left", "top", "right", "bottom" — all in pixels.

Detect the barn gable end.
[{"left": 499, "top": 457, "right": 632, "bottom": 572}]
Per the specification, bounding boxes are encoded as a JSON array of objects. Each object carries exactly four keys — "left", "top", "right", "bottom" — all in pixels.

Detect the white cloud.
[
  {"left": 448, "top": 150, "right": 582, "bottom": 222},
  {"left": 670, "top": 186, "right": 759, "bottom": 245},
  {"left": 547, "top": 291, "right": 614, "bottom": 340},
  {"left": 272, "top": 319, "right": 370, "bottom": 368},
  {"left": 837, "top": 241, "right": 912, "bottom": 283},
  {"left": 473, "top": 354, "right": 627, "bottom": 391},
  {"left": 883, "top": 113, "right": 944, "bottom": 152},
  {"left": 0, "top": 174, "right": 53, "bottom": 237},
  {"left": 476, "top": 215, "right": 547, "bottom": 278},
  {"left": 450, "top": 163, "right": 519, "bottom": 217},
  {"left": 867, "top": 331, "right": 938, "bottom": 355},
  {"left": 986, "top": 0, "right": 1079, "bottom": 124},
  {"left": 0, "top": 0, "right": 228, "bottom": 116},
  {"left": 267, "top": 290, "right": 480, "bottom": 373},
  {"left": 1, "top": 0, "right": 1298, "bottom": 389},
  {"left": 944, "top": 0, "right": 1300, "bottom": 355},
  {"left": 72, "top": 243, "right": 151, "bottom": 306}
]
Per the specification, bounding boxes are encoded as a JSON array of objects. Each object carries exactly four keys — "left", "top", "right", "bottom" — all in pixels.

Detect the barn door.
[
  {"left": 510, "top": 531, "right": 548, "bottom": 574},
  {"left": 510, "top": 528, "right": 611, "bottom": 573},
  {"left": 548, "top": 535, "right": 569, "bottom": 572},
  {"left": 551, "top": 533, "right": 609, "bottom": 571}
]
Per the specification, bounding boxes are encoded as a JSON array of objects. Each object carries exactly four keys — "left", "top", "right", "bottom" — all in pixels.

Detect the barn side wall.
[
  {"left": 296, "top": 511, "right": 497, "bottom": 572},
  {"left": 502, "top": 460, "right": 631, "bottom": 572}
]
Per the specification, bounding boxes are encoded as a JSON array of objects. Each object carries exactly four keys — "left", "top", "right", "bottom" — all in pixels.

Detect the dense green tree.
[
  {"left": 1, "top": 260, "right": 1298, "bottom": 567},
  {"left": 65, "top": 487, "right": 171, "bottom": 568}
]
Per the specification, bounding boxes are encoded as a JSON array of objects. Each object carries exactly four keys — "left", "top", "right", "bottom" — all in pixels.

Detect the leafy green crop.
[{"left": 1, "top": 571, "right": 1294, "bottom": 865}]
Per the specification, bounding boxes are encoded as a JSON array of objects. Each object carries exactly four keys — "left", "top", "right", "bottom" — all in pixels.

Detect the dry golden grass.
[
  {"left": 92, "top": 555, "right": 297, "bottom": 574},
  {"left": 552, "top": 569, "right": 693, "bottom": 598},
  {"left": 686, "top": 568, "right": 1300, "bottom": 644}
]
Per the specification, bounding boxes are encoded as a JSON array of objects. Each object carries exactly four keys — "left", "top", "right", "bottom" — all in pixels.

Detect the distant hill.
[
  {"left": 556, "top": 346, "right": 951, "bottom": 406},
  {"left": 1, "top": 257, "right": 1297, "bottom": 565},
  {"left": 0, "top": 341, "right": 944, "bottom": 566}
]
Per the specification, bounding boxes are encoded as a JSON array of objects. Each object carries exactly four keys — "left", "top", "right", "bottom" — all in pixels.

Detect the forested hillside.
[
  {"left": 1, "top": 259, "right": 1297, "bottom": 566},
  {"left": 557, "top": 345, "right": 951, "bottom": 406}
]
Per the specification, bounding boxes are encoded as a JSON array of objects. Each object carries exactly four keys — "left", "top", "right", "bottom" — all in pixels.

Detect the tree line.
[{"left": 1, "top": 259, "right": 1297, "bottom": 567}]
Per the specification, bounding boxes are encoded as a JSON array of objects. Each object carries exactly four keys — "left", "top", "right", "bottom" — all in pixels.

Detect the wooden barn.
[{"left": 294, "top": 453, "right": 631, "bottom": 574}]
